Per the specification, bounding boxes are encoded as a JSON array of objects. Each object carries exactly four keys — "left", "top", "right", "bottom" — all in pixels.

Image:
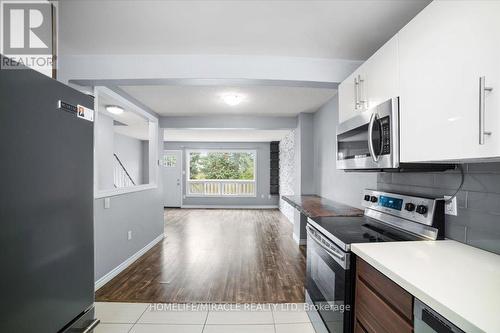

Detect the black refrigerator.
[{"left": 0, "top": 57, "right": 98, "bottom": 332}]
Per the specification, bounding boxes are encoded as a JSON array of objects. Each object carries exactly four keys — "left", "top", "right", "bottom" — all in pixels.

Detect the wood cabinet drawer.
[
  {"left": 356, "top": 277, "right": 413, "bottom": 333},
  {"left": 356, "top": 257, "right": 413, "bottom": 321},
  {"left": 354, "top": 319, "right": 368, "bottom": 333}
]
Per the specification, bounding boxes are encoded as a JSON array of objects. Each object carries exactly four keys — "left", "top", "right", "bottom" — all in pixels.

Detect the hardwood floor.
[{"left": 95, "top": 209, "right": 306, "bottom": 303}]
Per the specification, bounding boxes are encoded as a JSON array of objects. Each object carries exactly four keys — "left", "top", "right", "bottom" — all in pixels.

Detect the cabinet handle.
[
  {"left": 358, "top": 75, "right": 367, "bottom": 109},
  {"left": 479, "top": 76, "right": 493, "bottom": 145},
  {"left": 354, "top": 77, "right": 360, "bottom": 109}
]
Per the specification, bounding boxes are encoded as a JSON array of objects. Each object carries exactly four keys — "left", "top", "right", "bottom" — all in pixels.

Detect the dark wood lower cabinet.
[
  {"left": 354, "top": 319, "right": 369, "bottom": 333},
  {"left": 354, "top": 257, "right": 414, "bottom": 333}
]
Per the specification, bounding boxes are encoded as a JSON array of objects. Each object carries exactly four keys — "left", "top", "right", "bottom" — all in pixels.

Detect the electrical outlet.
[
  {"left": 104, "top": 197, "right": 110, "bottom": 209},
  {"left": 127, "top": 230, "right": 133, "bottom": 240},
  {"left": 444, "top": 196, "right": 458, "bottom": 216}
]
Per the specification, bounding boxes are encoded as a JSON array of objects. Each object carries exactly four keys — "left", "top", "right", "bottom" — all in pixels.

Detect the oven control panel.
[{"left": 362, "top": 189, "right": 437, "bottom": 226}]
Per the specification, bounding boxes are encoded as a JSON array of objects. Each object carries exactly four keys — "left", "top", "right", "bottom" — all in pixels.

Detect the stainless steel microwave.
[{"left": 336, "top": 97, "right": 454, "bottom": 172}]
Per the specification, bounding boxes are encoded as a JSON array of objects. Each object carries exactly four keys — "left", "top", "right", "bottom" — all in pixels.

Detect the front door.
[{"left": 162, "top": 150, "right": 182, "bottom": 207}]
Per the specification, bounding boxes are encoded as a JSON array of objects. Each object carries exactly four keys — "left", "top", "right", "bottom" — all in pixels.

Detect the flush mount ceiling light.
[
  {"left": 221, "top": 93, "right": 245, "bottom": 106},
  {"left": 106, "top": 105, "right": 124, "bottom": 115}
]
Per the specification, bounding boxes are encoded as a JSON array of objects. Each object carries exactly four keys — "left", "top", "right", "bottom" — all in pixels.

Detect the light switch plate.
[
  {"left": 444, "top": 196, "right": 458, "bottom": 216},
  {"left": 104, "top": 197, "right": 111, "bottom": 209},
  {"left": 127, "top": 230, "right": 132, "bottom": 240}
]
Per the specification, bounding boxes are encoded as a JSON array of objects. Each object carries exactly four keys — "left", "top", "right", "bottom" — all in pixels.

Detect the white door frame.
[{"left": 163, "top": 149, "right": 183, "bottom": 207}]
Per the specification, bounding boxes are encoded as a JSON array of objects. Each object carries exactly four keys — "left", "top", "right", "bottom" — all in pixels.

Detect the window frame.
[
  {"left": 94, "top": 86, "right": 159, "bottom": 199},
  {"left": 185, "top": 149, "right": 257, "bottom": 198}
]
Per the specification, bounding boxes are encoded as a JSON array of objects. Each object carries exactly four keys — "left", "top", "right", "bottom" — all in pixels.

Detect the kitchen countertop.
[
  {"left": 352, "top": 240, "right": 500, "bottom": 333},
  {"left": 281, "top": 195, "right": 363, "bottom": 218}
]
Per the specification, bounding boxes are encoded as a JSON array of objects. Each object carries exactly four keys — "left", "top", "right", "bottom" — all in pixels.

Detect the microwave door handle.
[{"left": 368, "top": 113, "right": 380, "bottom": 162}]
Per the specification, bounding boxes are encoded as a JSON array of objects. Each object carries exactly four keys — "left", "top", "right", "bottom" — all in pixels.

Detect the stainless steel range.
[{"left": 305, "top": 189, "right": 445, "bottom": 333}]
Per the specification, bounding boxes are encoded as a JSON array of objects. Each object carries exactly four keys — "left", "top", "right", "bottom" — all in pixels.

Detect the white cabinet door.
[
  {"left": 338, "top": 72, "right": 358, "bottom": 123},
  {"left": 399, "top": 1, "right": 500, "bottom": 162},
  {"left": 362, "top": 35, "right": 399, "bottom": 110},
  {"left": 338, "top": 36, "right": 399, "bottom": 124}
]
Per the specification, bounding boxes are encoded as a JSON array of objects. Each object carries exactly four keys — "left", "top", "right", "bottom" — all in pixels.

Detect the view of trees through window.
[{"left": 189, "top": 151, "right": 255, "bottom": 180}]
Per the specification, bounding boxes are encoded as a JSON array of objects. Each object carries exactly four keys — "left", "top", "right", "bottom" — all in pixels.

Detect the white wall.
[
  {"left": 96, "top": 117, "right": 147, "bottom": 188},
  {"left": 164, "top": 141, "right": 279, "bottom": 207},
  {"left": 93, "top": 100, "right": 163, "bottom": 284},
  {"left": 114, "top": 133, "right": 145, "bottom": 185},
  {"left": 59, "top": 54, "right": 361, "bottom": 85},
  {"left": 94, "top": 126, "right": 163, "bottom": 283},
  {"left": 96, "top": 114, "right": 115, "bottom": 190},
  {"left": 313, "top": 95, "right": 377, "bottom": 208},
  {"left": 279, "top": 130, "right": 296, "bottom": 222},
  {"left": 160, "top": 115, "right": 297, "bottom": 130},
  {"left": 297, "top": 113, "right": 315, "bottom": 195},
  {"left": 279, "top": 113, "right": 316, "bottom": 223},
  {"left": 141, "top": 140, "right": 150, "bottom": 184}
]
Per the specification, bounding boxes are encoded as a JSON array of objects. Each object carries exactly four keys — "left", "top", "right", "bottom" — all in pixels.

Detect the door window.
[{"left": 162, "top": 154, "right": 177, "bottom": 167}]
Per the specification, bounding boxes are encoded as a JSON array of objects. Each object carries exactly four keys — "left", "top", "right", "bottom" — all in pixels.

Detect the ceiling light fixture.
[
  {"left": 106, "top": 105, "right": 124, "bottom": 115},
  {"left": 221, "top": 93, "right": 245, "bottom": 106}
]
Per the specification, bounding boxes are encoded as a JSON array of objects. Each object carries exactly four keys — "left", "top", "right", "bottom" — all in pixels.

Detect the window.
[
  {"left": 186, "top": 150, "right": 256, "bottom": 197},
  {"left": 162, "top": 154, "right": 177, "bottom": 167},
  {"left": 94, "top": 87, "right": 158, "bottom": 198}
]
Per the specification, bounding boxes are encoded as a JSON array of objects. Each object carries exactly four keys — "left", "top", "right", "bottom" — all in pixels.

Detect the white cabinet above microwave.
[
  {"left": 337, "top": 97, "right": 453, "bottom": 172},
  {"left": 338, "top": 0, "right": 500, "bottom": 164},
  {"left": 338, "top": 36, "right": 399, "bottom": 124}
]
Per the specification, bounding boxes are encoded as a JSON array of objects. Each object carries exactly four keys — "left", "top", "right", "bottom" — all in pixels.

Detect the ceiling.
[
  {"left": 63, "top": 0, "right": 430, "bottom": 121},
  {"left": 98, "top": 93, "right": 150, "bottom": 140},
  {"left": 60, "top": 0, "right": 430, "bottom": 60},
  {"left": 120, "top": 85, "right": 337, "bottom": 116},
  {"left": 164, "top": 129, "right": 291, "bottom": 142}
]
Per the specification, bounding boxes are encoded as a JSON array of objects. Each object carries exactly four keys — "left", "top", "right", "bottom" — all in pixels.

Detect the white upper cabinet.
[
  {"left": 361, "top": 35, "right": 399, "bottom": 111},
  {"left": 399, "top": 1, "right": 500, "bottom": 162},
  {"left": 338, "top": 72, "right": 357, "bottom": 123},
  {"left": 338, "top": 36, "right": 399, "bottom": 123}
]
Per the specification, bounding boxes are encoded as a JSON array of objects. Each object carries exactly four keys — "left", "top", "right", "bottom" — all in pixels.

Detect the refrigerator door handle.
[{"left": 82, "top": 319, "right": 100, "bottom": 333}]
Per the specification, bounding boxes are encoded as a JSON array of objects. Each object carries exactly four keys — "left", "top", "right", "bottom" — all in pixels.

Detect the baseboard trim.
[
  {"left": 180, "top": 205, "right": 279, "bottom": 209},
  {"left": 94, "top": 233, "right": 165, "bottom": 291}
]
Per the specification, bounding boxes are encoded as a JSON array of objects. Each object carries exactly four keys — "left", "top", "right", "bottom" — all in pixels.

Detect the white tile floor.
[{"left": 94, "top": 302, "right": 315, "bottom": 333}]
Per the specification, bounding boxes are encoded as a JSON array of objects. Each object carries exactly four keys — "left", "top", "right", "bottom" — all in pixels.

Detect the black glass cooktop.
[{"left": 308, "top": 215, "right": 422, "bottom": 251}]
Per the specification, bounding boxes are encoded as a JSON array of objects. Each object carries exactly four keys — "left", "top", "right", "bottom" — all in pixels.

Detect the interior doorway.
[{"left": 162, "top": 150, "right": 183, "bottom": 207}]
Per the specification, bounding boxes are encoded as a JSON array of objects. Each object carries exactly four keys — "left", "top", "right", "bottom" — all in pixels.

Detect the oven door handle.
[
  {"left": 368, "top": 112, "right": 380, "bottom": 162},
  {"left": 82, "top": 319, "right": 100, "bottom": 333},
  {"left": 306, "top": 226, "right": 345, "bottom": 262}
]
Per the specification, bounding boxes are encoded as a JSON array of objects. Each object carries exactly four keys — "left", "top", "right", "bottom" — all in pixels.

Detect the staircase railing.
[{"left": 113, "top": 153, "right": 136, "bottom": 188}]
